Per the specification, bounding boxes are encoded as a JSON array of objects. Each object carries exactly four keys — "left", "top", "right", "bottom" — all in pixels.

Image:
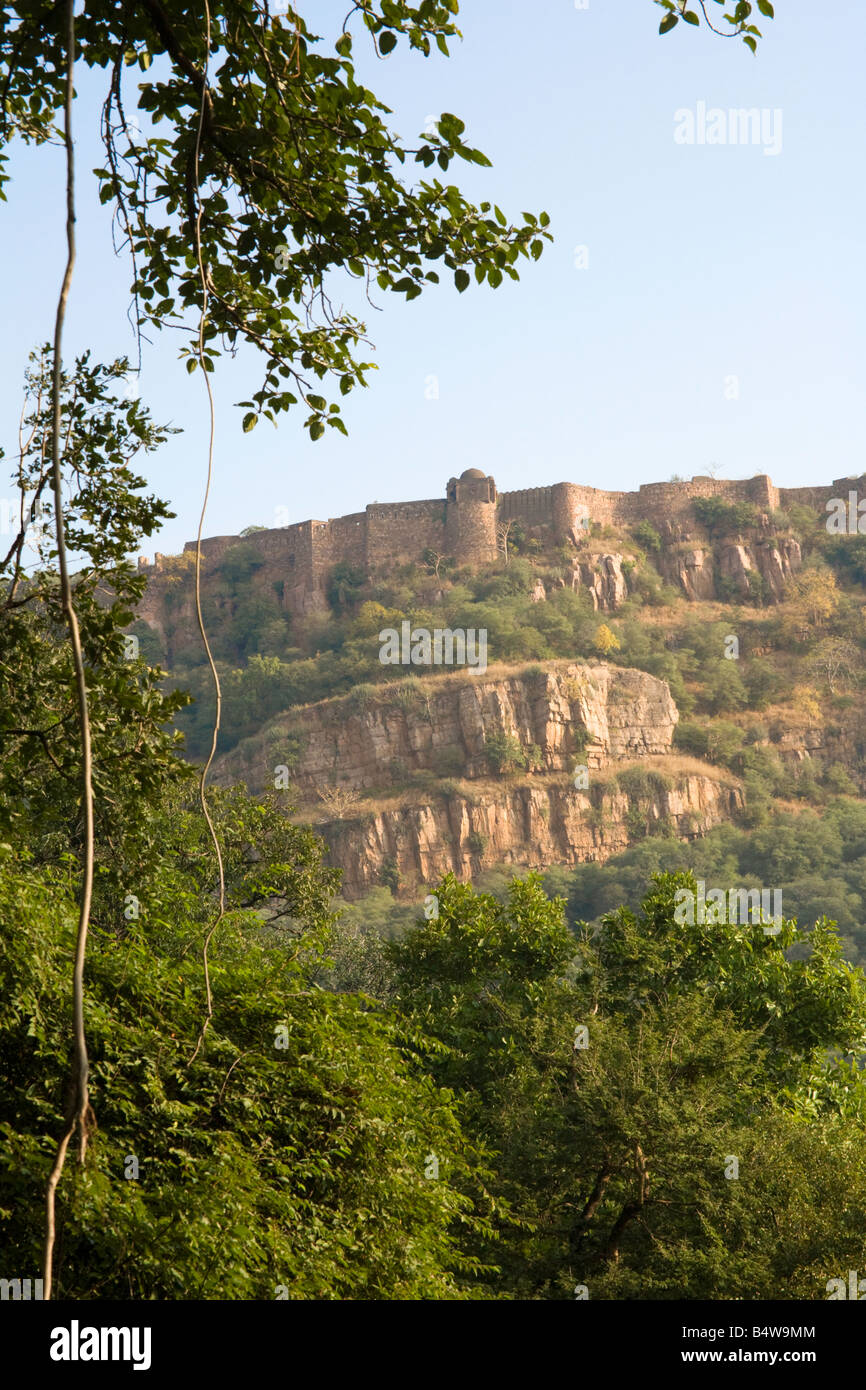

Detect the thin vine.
[
  {"left": 42, "top": 0, "right": 97, "bottom": 1301},
  {"left": 188, "top": 0, "right": 227, "bottom": 1068}
]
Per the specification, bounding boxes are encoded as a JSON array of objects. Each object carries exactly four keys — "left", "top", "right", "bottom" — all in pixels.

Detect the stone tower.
[{"left": 445, "top": 469, "right": 498, "bottom": 566}]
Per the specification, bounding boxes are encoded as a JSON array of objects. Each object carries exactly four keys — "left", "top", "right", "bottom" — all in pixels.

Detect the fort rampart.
[{"left": 137, "top": 469, "right": 866, "bottom": 622}]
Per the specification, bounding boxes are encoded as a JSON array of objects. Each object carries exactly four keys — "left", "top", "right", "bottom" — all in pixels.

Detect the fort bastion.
[{"left": 136, "top": 469, "right": 862, "bottom": 622}]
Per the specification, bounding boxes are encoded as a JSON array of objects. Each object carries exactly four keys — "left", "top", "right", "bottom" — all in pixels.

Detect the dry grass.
[
  {"left": 295, "top": 753, "right": 740, "bottom": 823},
  {"left": 284, "top": 657, "right": 618, "bottom": 716},
  {"left": 604, "top": 754, "right": 740, "bottom": 785}
]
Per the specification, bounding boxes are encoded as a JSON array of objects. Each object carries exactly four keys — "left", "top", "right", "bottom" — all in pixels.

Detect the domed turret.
[{"left": 445, "top": 471, "right": 498, "bottom": 565}]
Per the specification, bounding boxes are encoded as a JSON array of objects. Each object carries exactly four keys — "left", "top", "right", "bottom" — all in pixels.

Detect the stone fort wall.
[{"left": 138, "top": 470, "right": 866, "bottom": 620}]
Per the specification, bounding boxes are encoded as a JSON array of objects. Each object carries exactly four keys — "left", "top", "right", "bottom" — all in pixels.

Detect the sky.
[{"left": 1, "top": 0, "right": 864, "bottom": 559}]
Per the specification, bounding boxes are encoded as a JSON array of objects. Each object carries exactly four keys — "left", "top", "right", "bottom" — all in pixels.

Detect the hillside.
[{"left": 132, "top": 468, "right": 866, "bottom": 952}]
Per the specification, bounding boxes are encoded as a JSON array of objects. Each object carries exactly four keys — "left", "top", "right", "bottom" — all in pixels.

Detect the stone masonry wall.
[{"left": 137, "top": 471, "right": 866, "bottom": 626}]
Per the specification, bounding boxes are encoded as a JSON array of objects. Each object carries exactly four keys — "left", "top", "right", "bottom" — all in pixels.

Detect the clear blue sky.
[{"left": 1, "top": 0, "right": 864, "bottom": 559}]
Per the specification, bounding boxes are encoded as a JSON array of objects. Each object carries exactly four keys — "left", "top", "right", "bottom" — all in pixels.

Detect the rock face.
[
  {"left": 569, "top": 554, "right": 630, "bottom": 611},
  {"left": 213, "top": 659, "right": 746, "bottom": 901},
  {"left": 664, "top": 548, "right": 716, "bottom": 602},
  {"left": 216, "top": 662, "right": 679, "bottom": 797},
  {"left": 319, "top": 773, "right": 744, "bottom": 900},
  {"left": 659, "top": 538, "right": 801, "bottom": 602}
]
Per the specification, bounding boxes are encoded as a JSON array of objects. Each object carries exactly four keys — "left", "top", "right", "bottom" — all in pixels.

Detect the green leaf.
[
  {"left": 743, "top": 34, "right": 757, "bottom": 52},
  {"left": 683, "top": 10, "right": 700, "bottom": 24},
  {"left": 756, "top": 0, "right": 774, "bottom": 14},
  {"left": 242, "top": 412, "right": 257, "bottom": 433},
  {"left": 454, "top": 268, "right": 470, "bottom": 293},
  {"left": 659, "top": 13, "right": 679, "bottom": 33},
  {"left": 379, "top": 31, "right": 397, "bottom": 55}
]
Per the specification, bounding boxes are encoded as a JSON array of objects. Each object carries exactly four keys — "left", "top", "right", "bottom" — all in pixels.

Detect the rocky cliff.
[
  {"left": 520, "top": 536, "right": 802, "bottom": 616},
  {"left": 213, "top": 661, "right": 743, "bottom": 900},
  {"left": 657, "top": 536, "right": 802, "bottom": 603},
  {"left": 318, "top": 768, "right": 743, "bottom": 900},
  {"left": 215, "top": 661, "right": 679, "bottom": 796}
]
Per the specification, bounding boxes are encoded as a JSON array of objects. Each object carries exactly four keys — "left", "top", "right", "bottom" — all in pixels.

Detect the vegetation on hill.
[{"left": 3, "top": 0, "right": 858, "bottom": 1308}]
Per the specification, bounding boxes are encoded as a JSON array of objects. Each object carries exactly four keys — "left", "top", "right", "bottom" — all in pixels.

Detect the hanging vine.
[{"left": 42, "top": 0, "right": 97, "bottom": 1301}]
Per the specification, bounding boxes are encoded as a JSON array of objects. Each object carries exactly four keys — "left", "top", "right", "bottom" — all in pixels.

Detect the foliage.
[
  {"left": 0, "top": 351, "right": 192, "bottom": 932},
  {"left": 693, "top": 496, "right": 758, "bottom": 536},
  {"left": 631, "top": 519, "right": 662, "bottom": 553},
  {"left": 0, "top": 2, "right": 550, "bottom": 441},
  {"left": 483, "top": 731, "right": 530, "bottom": 776},
  {"left": 389, "top": 869, "right": 866, "bottom": 1298},
  {"left": 593, "top": 623, "right": 620, "bottom": 656},
  {"left": 656, "top": 1, "right": 776, "bottom": 55},
  {"left": 0, "top": 853, "right": 489, "bottom": 1299}
]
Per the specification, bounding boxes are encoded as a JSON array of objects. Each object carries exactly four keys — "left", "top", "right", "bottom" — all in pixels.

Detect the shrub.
[
  {"left": 432, "top": 748, "right": 464, "bottom": 778},
  {"left": 675, "top": 721, "right": 710, "bottom": 759},
  {"left": 380, "top": 857, "right": 401, "bottom": 892},
  {"left": 350, "top": 682, "right": 378, "bottom": 712},
  {"left": 484, "top": 732, "right": 529, "bottom": 776},
  {"left": 625, "top": 805, "right": 649, "bottom": 840},
  {"left": 825, "top": 763, "right": 857, "bottom": 796},
  {"left": 218, "top": 542, "right": 264, "bottom": 588},
  {"left": 693, "top": 497, "right": 758, "bottom": 536},
  {"left": 327, "top": 561, "right": 367, "bottom": 613},
  {"left": 392, "top": 677, "right": 426, "bottom": 712},
  {"left": 617, "top": 767, "right": 671, "bottom": 801},
  {"left": 438, "top": 779, "right": 462, "bottom": 798},
  {"left": 631, "top": 520, "right": 662, "bottom": 553}
]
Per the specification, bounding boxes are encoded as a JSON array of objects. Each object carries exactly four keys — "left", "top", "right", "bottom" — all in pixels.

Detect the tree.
[
  {"left": 389, "top": 871, "right": 866, "bottom": 1299},
  {"left": 0, "top": 4, "right": 551, "bottom": 441},
  {"left": 326, "top": 562, "right": 367, "bottom": 613},
  {"left": 421, "top": 548, "right": 450, "bottom": 582},
  {"left": 656, "top": 0, "right": 776, "bottom": 53},
  {"left": 483, "top": 731, "right": 528, "bottom": 776},
  {"left": 787, "top": 568, "right": 839, "bottom": 636},
  {"left": 809, "top": 637, "right": 861, "bottom": 694},
  {"left": 316, "top": 784, "right": 362, "bottom": 820},
  {"left": 496, "top": 519, "right": 518, "bottom": 567},
  {"left": 0, "top": 350, "right": 190, "bottom": 941},
  {"left": 791, "top": 683, "right": 822, "bottom": 727},
  {"left": 1, "top": 9, "right": 552, "bottom": 1277},
  {"left": 594, "top": 624, "right": 621, "bottom": 657},
  {"left": 0, "top": 843, "right": 491, "bottom": 1300}
]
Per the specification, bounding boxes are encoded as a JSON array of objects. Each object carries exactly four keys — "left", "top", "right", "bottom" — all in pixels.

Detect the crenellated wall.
[{"left": 135, "top": 469, "right": 866, "bottom": 627}]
